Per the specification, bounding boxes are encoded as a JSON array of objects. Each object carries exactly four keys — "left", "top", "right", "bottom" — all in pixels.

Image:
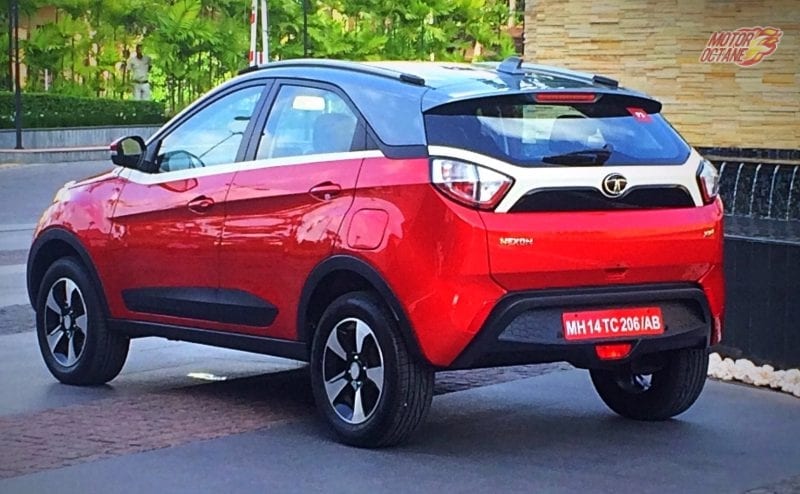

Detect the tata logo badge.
[{"left": 602, "top": 173, "right": 628, "bottom": 197}]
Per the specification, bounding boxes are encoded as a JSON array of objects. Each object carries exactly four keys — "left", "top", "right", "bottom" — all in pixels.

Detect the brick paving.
[
  {"left": 0, "top": 369, "right": 313, "bottom": 479},
  {"left": 435, "top": 362, "right": 572, "bottom": 394},
  {"left": 0, "top": 361, "right": 569, "bottom": 479}
]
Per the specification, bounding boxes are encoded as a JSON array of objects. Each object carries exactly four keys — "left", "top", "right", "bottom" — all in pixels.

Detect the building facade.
[{"left": 524, "top": 0, "right": 799, "bottom": 150}]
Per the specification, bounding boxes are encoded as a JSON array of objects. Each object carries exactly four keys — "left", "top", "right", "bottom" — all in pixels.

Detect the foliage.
[
  {"left": 15, "top": 0, "right": 520, "bottom": 114},
  {"left": 0, "top": 91, "right": 165, "bottom": 128}
]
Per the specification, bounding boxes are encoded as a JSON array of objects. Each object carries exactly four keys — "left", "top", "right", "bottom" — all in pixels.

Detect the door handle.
[
  {"left": 188, "top": 195, "right": 214, "bottom": 213},
  {"left": 309, "top": 181, "right": 342, "bottom": 201}
]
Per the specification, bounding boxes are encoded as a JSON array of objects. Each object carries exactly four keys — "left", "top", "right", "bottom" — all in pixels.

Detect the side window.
[
  {"left": 256, "top": 85, "right": 359, "bottom": 160},
  {"left": 157, "top": 85, "right": 264, "bottom": 172}
]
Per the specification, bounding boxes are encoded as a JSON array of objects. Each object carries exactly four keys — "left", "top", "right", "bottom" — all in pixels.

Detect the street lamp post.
[
  {"left": 303, "top": 0, "right": 308, "bottom": 57},
  {"left": 6, "top": 0, "right": 12, "bottom": 91},
  {"left": 12, "top": 0, "right": 22, "bottom": 150}
]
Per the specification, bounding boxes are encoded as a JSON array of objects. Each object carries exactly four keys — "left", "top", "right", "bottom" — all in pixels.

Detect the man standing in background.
[{"left": 128, "top": 44, "right": 151, "bottom": 100}]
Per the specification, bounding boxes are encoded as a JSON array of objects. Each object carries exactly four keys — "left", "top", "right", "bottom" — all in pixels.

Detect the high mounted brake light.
[{"left": 534, "top": 93, "right": 597, "bottom": 103}]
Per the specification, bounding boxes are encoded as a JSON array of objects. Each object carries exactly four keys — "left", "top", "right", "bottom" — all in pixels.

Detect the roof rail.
[
  {"left": 237, "top": 64, "right": 262, "bottom": 76},
  {"left": 488, "top": 57, "right": 619, "bottom": 89},
  {"left": 237, "top": 59, "right": 426, "bottom": 86}
]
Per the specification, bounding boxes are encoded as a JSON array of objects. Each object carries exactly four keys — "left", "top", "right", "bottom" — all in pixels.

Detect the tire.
[
  {"left": 310, "top": 291, "right": 433, "bottom": 447},
  {"left": 590, "top": 348, "right": 708, "bottom": 421},
  {"left": 35, "top": 257, "right": 129, "bottom": 385}
]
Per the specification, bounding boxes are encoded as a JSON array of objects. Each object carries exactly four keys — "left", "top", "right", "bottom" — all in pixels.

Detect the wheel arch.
[
  {"left": 298, "top": 255, "right": 426, "bottom": 363},
  {"left": 27, "top": 228, "right": 109, "bottom": 317}
]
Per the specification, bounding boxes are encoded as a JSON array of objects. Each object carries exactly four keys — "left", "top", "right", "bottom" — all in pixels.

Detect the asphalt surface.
[
  {"left": 1, "top": 366, "right": 798, "bottom": 494},
  {"left": 0, "top": 160, "right": 113, "bottom": 227},
  {"left": 0, "top": 160, "right": 798, "bottom": 493},
  {"left": 0, "top": 160, "right": 114, "bottom": 308}
]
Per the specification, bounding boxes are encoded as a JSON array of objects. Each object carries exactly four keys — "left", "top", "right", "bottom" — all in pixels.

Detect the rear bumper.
[{"left": 449, "top": 283, "right": 711, "bottom": 370}]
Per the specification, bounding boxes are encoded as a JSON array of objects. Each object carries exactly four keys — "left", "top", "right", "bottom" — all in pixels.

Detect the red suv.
[{"left": 28, "top": 58, "right": 724, "bottom": 447}]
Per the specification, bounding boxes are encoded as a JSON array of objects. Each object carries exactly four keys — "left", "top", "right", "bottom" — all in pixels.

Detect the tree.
[{"left": 17, "top": 0, "right": 519, "bottom": 112}]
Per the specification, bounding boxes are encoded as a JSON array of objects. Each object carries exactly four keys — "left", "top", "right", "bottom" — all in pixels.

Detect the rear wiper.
[{"left": 541, "top": 148, "right": 612, "bottom": 166}]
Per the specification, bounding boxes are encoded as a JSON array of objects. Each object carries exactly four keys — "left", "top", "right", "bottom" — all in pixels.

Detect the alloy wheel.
[
  {"left": 322, "top": 317, "right": 385, "bottom": 425},
  {"left": 43, "top": 277, "right": 88, "bottom": 368}
]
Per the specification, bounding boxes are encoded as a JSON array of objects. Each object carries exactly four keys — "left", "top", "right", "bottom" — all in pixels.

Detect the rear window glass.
[{"left": 424, "top": 94, "right": 691, "bottom": 166}]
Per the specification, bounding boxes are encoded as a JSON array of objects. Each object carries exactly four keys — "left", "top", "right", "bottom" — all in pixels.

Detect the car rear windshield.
[{"left": 424, "top": 94, "right": 691, "bottom": 166}]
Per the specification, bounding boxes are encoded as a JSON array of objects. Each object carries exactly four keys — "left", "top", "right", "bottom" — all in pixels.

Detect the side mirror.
[{"left": 110, "top": 136, "right": 146, "bottom": 169}]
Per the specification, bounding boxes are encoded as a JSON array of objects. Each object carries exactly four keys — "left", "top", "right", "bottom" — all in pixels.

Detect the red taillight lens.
[
  {"left": 431, "top": 158, "right": 513, "bottom": 210},
  {"left": 696, "top": 158, "right": 720, "bottom": 205},
  {"left": 534, "top": 92, "right": 597, "bottom": 103},
  {"left": 595, "top": 343, "right": 633, "bottom": 361}
]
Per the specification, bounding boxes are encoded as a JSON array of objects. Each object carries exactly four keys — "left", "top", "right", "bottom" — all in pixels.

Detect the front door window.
[{"left": 157, "top": 85, "right": 264, "bottom": 172}]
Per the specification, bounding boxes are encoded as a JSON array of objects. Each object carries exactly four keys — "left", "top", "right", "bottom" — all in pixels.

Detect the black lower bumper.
[{"left": 450, "top": 283, "right": 711, "bottom": 370}]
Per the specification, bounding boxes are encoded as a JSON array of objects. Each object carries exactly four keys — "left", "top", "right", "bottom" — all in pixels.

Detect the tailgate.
[{"left": 479, "top": 205, "right": 723, "bottom": 291}]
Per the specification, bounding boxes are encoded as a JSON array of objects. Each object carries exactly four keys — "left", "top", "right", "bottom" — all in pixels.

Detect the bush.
[{"left": 0, "top": 92, "right": 166, "bottom": 129}]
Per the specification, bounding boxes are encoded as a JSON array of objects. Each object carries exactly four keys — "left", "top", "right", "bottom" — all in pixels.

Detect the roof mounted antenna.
[
  {"left": 497, "top": 56, "right": 526, "bottom": 75},
  {"left": 495, "top": 56, "right": 621, "bottom": 89},
  {"left": 592, "top": 74, "right": 619, "bottom": 89}
]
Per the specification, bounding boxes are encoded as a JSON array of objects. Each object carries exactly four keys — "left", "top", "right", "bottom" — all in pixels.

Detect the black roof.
[
  {"left": 237, "top": 57, "right": 645, "bottom": 100},
  {"left": 229, "top": 57, "right": 655, "bottom": 149}
]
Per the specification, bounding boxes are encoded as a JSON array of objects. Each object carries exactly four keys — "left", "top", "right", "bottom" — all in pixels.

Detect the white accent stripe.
[
  {"left": 428, "top": 145, "right": 705, "bottom": 213},
  {"left": 122, "top": 150, "right": 385, "bottom": 185}
]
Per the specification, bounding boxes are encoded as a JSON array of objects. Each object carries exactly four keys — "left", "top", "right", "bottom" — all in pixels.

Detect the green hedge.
[{"left": 0, "top": 92, "right": 166, "bottom": 129}]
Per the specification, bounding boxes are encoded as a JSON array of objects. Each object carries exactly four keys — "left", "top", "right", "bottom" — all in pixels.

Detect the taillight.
[
  {"left": 696, "top": 159, "right": 720, "bottom": 204},
  {"left": 430, "top": 158, "right": 513, "bottom": 210}
]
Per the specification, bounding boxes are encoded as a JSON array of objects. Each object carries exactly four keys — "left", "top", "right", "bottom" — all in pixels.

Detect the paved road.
[
  {"left": 0, "top": 160, "right": 308, "bottom": 411},
  {"left": 0, "top": 366, "right": 798, "bottom": 494},
  {"left": 0, "top": 160, "right": 113, "bottom": 307},
  {"left": 0, "top": 160, "right": 798, "bottom": 493},
  {"left": 0, "top": 161, "right": 116, "bottom": 227}
]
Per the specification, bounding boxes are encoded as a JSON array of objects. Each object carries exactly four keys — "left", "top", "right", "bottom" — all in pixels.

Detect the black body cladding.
[{"left": 122, "top": 287, "right": 278, "bottom": 327}]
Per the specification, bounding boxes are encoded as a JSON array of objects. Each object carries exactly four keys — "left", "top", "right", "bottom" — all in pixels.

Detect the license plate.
[{"left": 562, "top": 307, "right": 664, "bottom": 341}]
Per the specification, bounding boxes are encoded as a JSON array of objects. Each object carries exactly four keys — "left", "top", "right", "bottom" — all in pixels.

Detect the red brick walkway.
[
  {"left": 0, "top": 370, "right": 312, "bottom": 479},
  {"left": 0, "top": 363, "right": 570, "bottom": 479}
]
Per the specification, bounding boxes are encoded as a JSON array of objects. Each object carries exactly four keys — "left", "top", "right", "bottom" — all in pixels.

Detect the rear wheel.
[
  {"left": 310, "top": 291, "right": 433, "bottom": 447},
  {"left": 36, "top": 257, "right": 129, "bottom": 385},
  {"left": 590, "top": 348, "right": 708, "bottom": 421}
]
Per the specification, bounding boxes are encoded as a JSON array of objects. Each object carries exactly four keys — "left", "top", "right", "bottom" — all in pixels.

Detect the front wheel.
[
  {"left": 35, "top": 257, "right": 129, "bottom": 385},
  {"left": 590, "top": 348, "right": 708, "bottom": 421},
  {"left": 310, "top": 291, "right": 433, "bottom": 447}
]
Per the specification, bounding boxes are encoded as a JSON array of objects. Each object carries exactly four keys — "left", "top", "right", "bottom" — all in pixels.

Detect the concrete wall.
[
  {"left": 0, "top": 125, "right": 160, "bottom": 149},
  {"left": 524, "top": 0, "right": 800, "bottom": 149}
]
